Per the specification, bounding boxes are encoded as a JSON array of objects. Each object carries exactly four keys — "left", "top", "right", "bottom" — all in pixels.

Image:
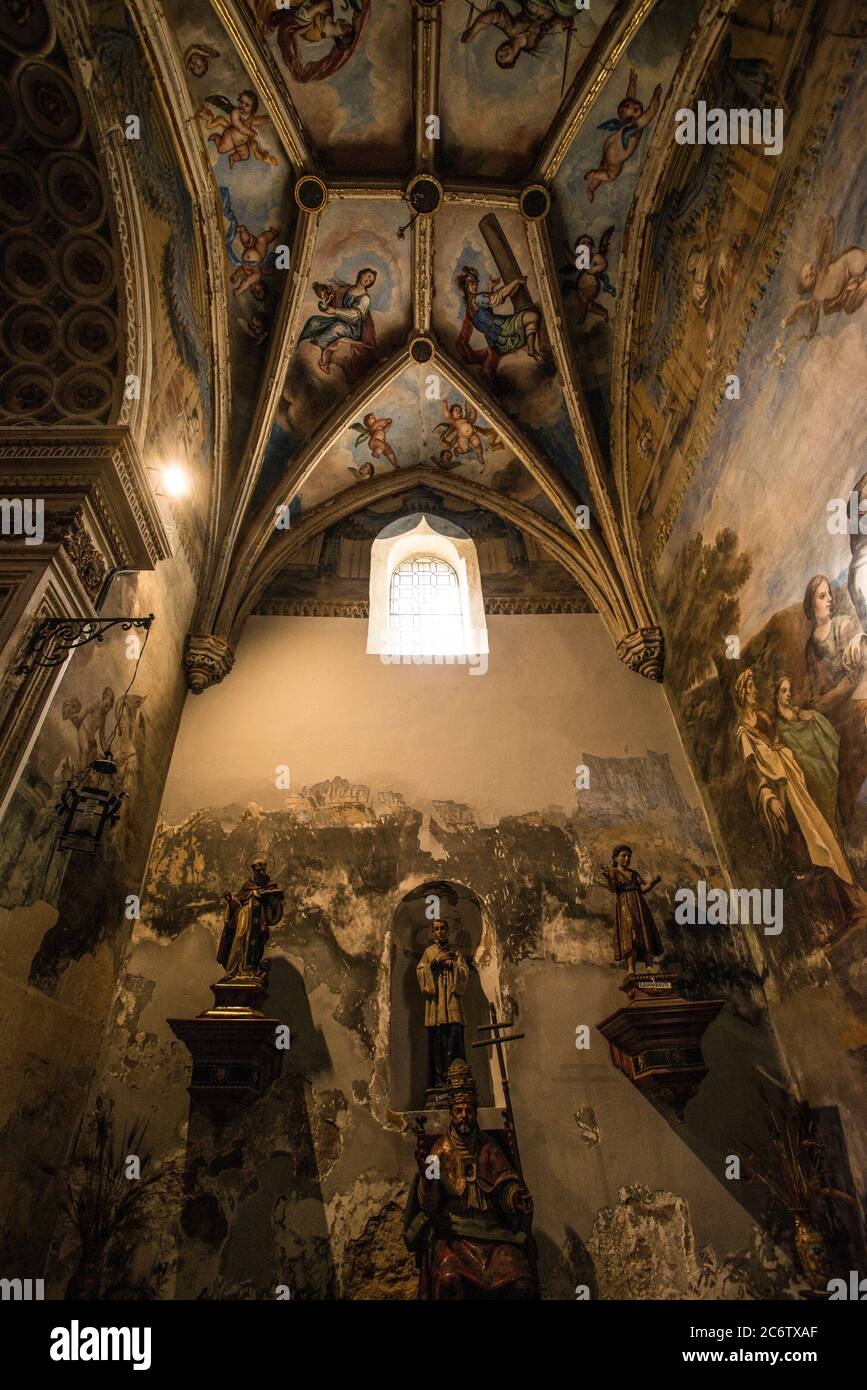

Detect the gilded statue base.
[
  {"left": 596, "top": 974, "right": 724, "bottom": 1122},
  {"left": 204, "top": 972, "right": 269, "bottom": 1017},
  {"left": 168, "top": 973, "right": 282, "bottom": 1121}
]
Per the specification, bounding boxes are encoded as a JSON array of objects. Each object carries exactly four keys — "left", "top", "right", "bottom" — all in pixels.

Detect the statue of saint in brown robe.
[{"left": 217, "top": 856, "right": 284, "bottom": 979}]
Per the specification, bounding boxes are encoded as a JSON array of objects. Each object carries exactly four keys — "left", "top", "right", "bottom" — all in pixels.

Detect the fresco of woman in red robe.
[{"left": 263, "top": 0, "right": 370, "bottom": 84}]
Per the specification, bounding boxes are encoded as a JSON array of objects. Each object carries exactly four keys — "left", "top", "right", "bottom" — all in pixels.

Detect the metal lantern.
[{"left": 55, "top": 756, "right": 125, "bottom": 853}]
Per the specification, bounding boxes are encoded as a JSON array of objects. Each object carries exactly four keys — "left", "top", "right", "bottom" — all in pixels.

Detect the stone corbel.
[
  {"left": 615, "top": 625, "right": 664, "bottom": 683},
  {"left": 184, "top": 634, "right": 235, "bottom": 694}
]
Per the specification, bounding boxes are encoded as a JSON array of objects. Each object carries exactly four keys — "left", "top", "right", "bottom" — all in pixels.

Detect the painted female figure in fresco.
[
  {"left": 454, "top": 266, "right": 541, "bottom": 384},
  {"left": 258, "top": 0, "right": 370, "bottom": 83},
  {"left": 802, "top": 575, "right": 867, "bottom": 830},
  {"left": 299, "top": 268, "right": 377, "bottom": 382},
  {"left": 599, "top": 845, "right": 664, "bottom": 975},
  {"left": 733, "top": 669, "right": 864, "bottom": 921},
  {"left": 773, "top": 675, "right": 841, "bottom": 834}
]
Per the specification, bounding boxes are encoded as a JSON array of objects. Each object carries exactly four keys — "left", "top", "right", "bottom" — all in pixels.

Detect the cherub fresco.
[
  {"left": 298, "top": 268, "right": 378, "bottom": 382},
  {"left": 61, "top": 687, "right": 115, "bottom": 771},
  {"left": 434, "top": 399, "right": 504, "bottom": 470},
  {"left": 584, "top": 68, "right": 662, "bottom": 203},
  {"left": 229, "top": 225, "right": 279, "bottom": 299},
  {"left": 454, "top": 265, "right": 542, "bottom": 385},
  {"left": 183, "top": 43, "right": 220, "bottom": 79},
  {"left": 559, "top": 226, "right": 616, "bottom": 325},
  {"left": 778, "top": 217, "right": 867, "bottom": 348},
  {"left": 220, "top": 188, "right": 281, "bottom": 304},
  {"left": 347, "top": 412, "right": 399, "bottom": 479},
  {"left": 196, "top": 90, "right": 277, "bottom": 167},
  {"left": 257, "top": 0, "right": 370, "bottom": 83},
  {"left": 461, "top": 0, "right": 574, "bottom": 72},
  {"left": 239, "top": 311, "right": 271, "bottom": 344},
  {"left": 686, "top": 208, "right": 750, "bottom": 358}
]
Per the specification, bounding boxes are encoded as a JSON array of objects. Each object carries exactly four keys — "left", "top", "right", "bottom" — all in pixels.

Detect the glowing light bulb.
[{"left": 161, "top": 464, "right": 189, "bottom": 499}]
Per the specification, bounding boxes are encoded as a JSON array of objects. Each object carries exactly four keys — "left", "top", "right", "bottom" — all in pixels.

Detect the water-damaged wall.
[{"left": 58, "top": 612, "right": 814, "bottom": 1299}]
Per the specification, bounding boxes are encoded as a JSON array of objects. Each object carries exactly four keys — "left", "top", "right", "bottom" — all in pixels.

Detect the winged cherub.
[
  {"left": 779, "top": 216, "right": 867, "bottom": 342},
  {"left": 436, "top": 399, "right": 501, "bottom": 469},
  {"left": 559, "top": 225, "right": 616, "bottom": 324},
  {"left": 229, "top": 223, "right": 279, "bottom": 300},
  {"left": 584, "top": 69, "right": 662, "bottom": 202},
  {"left": 197, "top": 89, "right": 277, "bottom": 167},
  {"left": 347, "top": 412, "right": 400, "bottom": 479}
]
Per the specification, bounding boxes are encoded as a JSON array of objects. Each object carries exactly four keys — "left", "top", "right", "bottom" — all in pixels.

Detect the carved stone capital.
[
  {"left": 616, "top": 625, "right": 664, "bottom": 682},
  {"left": 185, "top": 634, "right": 235, "bottom": 694}
]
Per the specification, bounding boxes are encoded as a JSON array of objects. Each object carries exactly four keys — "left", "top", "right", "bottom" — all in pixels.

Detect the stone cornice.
[{"left": 0, "top": 426, "right": 171, "bottom": 571}]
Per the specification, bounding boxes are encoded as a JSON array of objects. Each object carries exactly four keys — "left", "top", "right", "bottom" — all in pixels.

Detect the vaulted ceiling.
[{"left": 11, "top": 0, "right": 805, "bottom": 687}]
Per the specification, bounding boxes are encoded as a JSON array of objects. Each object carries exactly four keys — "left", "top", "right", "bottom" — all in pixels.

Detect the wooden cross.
[
  {"left": 472, "top": 1002, "right": 526, "bottom": 1180},
  {"left": 479, "top": 214, "right": 534, "bottom": 314}
]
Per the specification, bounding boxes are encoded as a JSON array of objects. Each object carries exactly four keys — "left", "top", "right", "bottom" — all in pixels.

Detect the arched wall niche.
[{"left": 387, "top": 879, "right": 504, "bottom": 1114}]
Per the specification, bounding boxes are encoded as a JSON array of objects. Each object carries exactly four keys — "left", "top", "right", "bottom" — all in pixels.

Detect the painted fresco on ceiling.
[
  {"left": 550, "top": 0, "right": 701, "bottom": 414},
  {"left": 433, "top": 203, "right": 589, "bottom": 508},
  {"left": 293, "top": 363, "right": 556, "bottom": 522},
  {"left": 248, "top": 0, "right": 412, "bottom": 171},
  {"left": 91, "top": 4, "right": 213, "bottom": 559},
  {"left": 249, "top": 198, "right": 412, "bottom": 517},
  {"left": 165, "top": 0, "right": 295, "bottom": 473},
  {"left": 438, "top": 1, "right": 615, "bottom": 180},
  {"left": 654, "top": 49, "right": 867, "bottom": 982},
  {"left": 628, "top": 12, "right": 798, "bottom": 527}
]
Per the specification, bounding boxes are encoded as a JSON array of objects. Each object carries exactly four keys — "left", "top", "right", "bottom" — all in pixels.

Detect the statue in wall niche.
[
  {"left": 217, "top": 856, "right": 284, "bottom": 979},
  {"left": 404, "top": 1060, "right": 537, "bottom": 1300},
  {"left": 417, "top": 918, "right": 469, "bottom": 1102},
  {"left": 599, "top": 844, "right": 664, "bottom": 974}
]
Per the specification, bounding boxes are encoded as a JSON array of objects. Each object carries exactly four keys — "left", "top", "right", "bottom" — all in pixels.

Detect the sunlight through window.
[{"left": 389, "top": 556, "right": 465, "bottom": 656}]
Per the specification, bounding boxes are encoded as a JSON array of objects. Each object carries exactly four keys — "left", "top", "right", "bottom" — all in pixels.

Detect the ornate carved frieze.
[
  {"left": 0, "top": 426, "right": 172, "bottom": 570},
  {"left": 615, "top": 625, "right": 664, "bottom": 682},
  {"left": 48, "top": 507, "right": 107, "bottom": 602},
  {"left": 184, "top": 633, "right": 235, "bottom": 694}
]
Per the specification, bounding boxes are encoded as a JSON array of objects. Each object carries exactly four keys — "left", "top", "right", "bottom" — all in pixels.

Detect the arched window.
[
  {"left": 389, "top": 555, "right": 463, "bottom": 656},
  {"left": 367, "top": 514, "right": 488, "bottom": 659}
]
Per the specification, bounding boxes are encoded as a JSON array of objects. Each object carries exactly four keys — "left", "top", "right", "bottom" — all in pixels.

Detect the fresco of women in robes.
[
  {"left": 454, "top": 265, "right": 542, "bottom": 385},
  {"left": 773, "top": 674, "right": 841, "bottom": 835},
  {"left": 733, "top": 668, "right": 866, "bottom": 931},
  {"left": 802, "top": 574, "right": 867, "bottom": 831},
  {"left": 298, "top": 268, "right": 378, "bottom": 383}
]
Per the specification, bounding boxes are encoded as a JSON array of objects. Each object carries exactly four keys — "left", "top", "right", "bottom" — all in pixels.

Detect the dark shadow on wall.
[
  {"left": 174, "top": 1070, "right": 337, "bottom": 1300},
  {"left": 267, "top": 955, "right": 331, "bottom": 1079}
]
